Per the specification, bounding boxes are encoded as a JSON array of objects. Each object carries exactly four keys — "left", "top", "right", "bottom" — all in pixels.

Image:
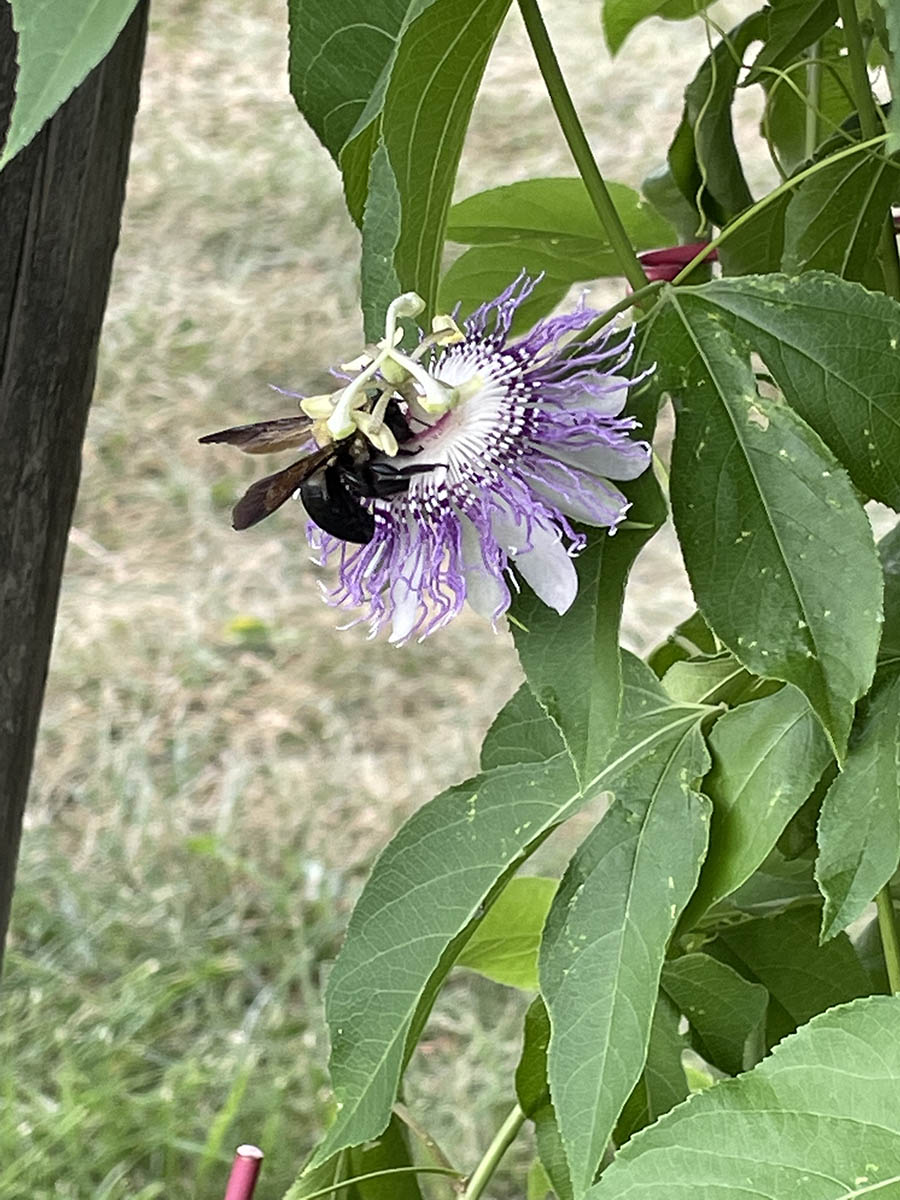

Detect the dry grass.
[{"left": 5, "top": 1, "right": 766, "bottom": 1194}]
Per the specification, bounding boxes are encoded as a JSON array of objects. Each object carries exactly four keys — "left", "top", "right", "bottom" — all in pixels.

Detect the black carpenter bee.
[{"left": 199, "top": 398, "right": 429, "bottom": 544}]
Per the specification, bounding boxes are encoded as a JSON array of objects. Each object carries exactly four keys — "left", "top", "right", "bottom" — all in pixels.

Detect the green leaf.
[
  {"left": 511, "top": 461, "right": 666, "bottom": 785},
  {"left": 760, "top": 27, "right": 853, "bottom": 174},
  {"left": 601, "top": 0, "right": 713, "bottom": 55},
  {"left": 660, "top": 651, "right": 753, "bottom": 706},
  {"left": 439, "top": 242, "right": 607, "bottom": 337},
  {"left": 540, "top": 659, "right": 712, "bottom": 1198},
  {"left": 517, "top": 1000, "right": 573, "bottom": 1200},
  {"left": 647, "top": 610, "right": 717, "bottom": 677},
  {"left": 589, "top": 996, "right": 900, "bottom": 1200},
  {"left": 661, "top": 953, "right": 767, "bottom": 1075},
  {"left": 447, "top": 178, "right": 675, "bottom": 250},
  {"left": 313, "top": 740, "right": 578, "bottom": 1165},
  {"left": 667, "top": 14, "right": 764, "bottom": 227},
  {"left": 313, "top": 656, "right": 708, "bottom": 1166},
  {"left": 722, "top": 847, "right": 821, "bottom": 917},
  {"left": 481, "top": 683, "right": 569, "bottom": 772},
  {"left": 355, "top": 0, "right": 512, "bottom": 334},
  {"left": 879, "top": 519, "right": 900, "bottom": 667},
  {"left": 348, "top": 1115, "right": 424, "bottom": 1200},
  {"left": 287, "top": 1, "right": 426, "bottom": 164},
  {"left": 682, "top": 272, "right": 900, "bottom": 509},
  {"left": 649, "top": 285, "right": 882, "bottom": 756},
  {"left": 816, "top": 671, "right": 900, "bottom": 940},
  {"left": 641, "top": 164, "right": 703, "bottom": 242},
  {"left": 682, "top": 687, "right": 833, "bottom": 924},
  {"left": 360, "top": 144, "right": 404, "bottom": 339},
  {"left": 1, "top": 0, "right": 141, "bottom": 170},
  {"left": 455, "top": 876, "right": 557, "bottom": 989},
  {"left": 747, "top": 0, "right": 839, "bottom": 84},
  {"left": 781, "top": 144, "right": 900, "bottom": 284},
  {"left": 885, "top": 1, "right": 900, "bottom": 153},
  {"left": 717, "top": 193, "right": 789, "bottom": 276},
  {"left": 711, "top": 906, "right": 871, "bottom": 1046},
  {"left": 614, "top": 992, "right": 689, "bottom": 1145},
  {"left": 439, "top": 180, "right": 676, "bottom": 333}
]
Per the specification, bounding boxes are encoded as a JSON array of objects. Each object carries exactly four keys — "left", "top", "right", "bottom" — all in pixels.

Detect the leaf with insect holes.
[
  {"left": 1, "top": 0, "right": 141, "bottom": 170},
  {"left": 540, "top": 656, "right": 711, "bottom": 1198},
  {"left": 589, "top": 996, "right": 900, "bottom": 1200},
  {"left": 680, "top": 273, "right": 900, "bottom": 510},
  {"left": 645, "top": 284, "right": 882, "bottom": 759}
]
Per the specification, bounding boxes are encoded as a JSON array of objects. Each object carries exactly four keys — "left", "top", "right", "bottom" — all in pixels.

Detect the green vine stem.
[
  {"left": 517, "top": 0, "right": 650, "bottom": 294},
  {"left": 462, "top": 1104, "right": 526, "bottom": 1200},
  {"left": 286, "top": 1165, "right": 462, "bottom": 1200},
  {"left": 836, "top": 0, "right": 900, "bottom": 299},
  {"left": 876, "top": 887, "right": 900, "bottom": 994},
  {"left": 805, "top": 41, "right": 822, "bottom": 159}
]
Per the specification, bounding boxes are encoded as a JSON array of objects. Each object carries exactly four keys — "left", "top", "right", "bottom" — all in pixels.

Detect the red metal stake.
[{"left": 223, "top": 1144, "right": 264, "bottom": 1200}]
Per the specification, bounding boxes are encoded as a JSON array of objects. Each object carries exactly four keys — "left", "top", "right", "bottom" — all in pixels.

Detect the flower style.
[{"left": 310, "top": 276, "right": 652, "bottom": 643}]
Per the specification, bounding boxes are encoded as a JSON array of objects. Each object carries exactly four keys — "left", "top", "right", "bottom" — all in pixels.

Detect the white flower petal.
[
  {"left": 538, "top": 437, "right": 651, "bottom": 481},
  {"left": 459, "top": 515, "right": 507, "bottom": 620},
  {"left": 388, "top": 559, "right": 423, "bottom": 644},
  {"left": 525, "top": 462, "right": 629, "bottom": 528},
  {"left": 492, "top": 509, "right": 577, "bottom": 614},
  {"left": 557, "top": 372, "right": 631, "bottom": 416}
]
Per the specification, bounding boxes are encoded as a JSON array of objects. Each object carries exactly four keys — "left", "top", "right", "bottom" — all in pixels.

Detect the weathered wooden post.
[{"left": 0, "top": 2, "right": 149, "bottom": 970}]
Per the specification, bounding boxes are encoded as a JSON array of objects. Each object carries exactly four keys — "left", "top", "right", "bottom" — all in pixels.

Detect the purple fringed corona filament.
[
  {"left": 223, "top": 1144, "right": 263, "bottom": 1200},
  {"left": 311, "top": 275, "right": 652, "bottom": 643}
]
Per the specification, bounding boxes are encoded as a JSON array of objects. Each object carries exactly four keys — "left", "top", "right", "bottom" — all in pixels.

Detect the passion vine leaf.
[
  {"left": 446, "top": 178, "right": 675, "bottom": 251},
  {"left": 746, "top": 0, "right": 839, "bottom": 84},
  {"left": 310, "top": 655, "right": 708, "bottom": 1167},
  {"left": 540, "top": 656, "right": 712, "bottom": 1199},
  {"left": 480, "top": 682, "right": 569, "bottom": 772},
  {"left": 879, "top": 520, "right": 900, "bottom": 668},
  {"left": 781, "top": 144, "right": 900, "bottom": 285},
  {"left": 683, "top": 273, "right": 900, "bottom": 510},
  {"left": 511, "top": 425, "right": 666, "bottom": 785},
  {"left": 289, "top": 0, "right": 512, "bottom": 334},
  {"left": 710, "top": 906, "right": 871, "bottom": 1047},
  {"left": 441, "top": 179, "right": 675, "bottom": 331},
  {"left": 310, "top": 739, "right": 578, "bottom": 1166},
  {"left": 614, "top": 992, "right": 689, "bottom": 1146},
  {"left": 589, "top": 996, "right": 900, "bottom": 1200},
  {"left": 455, "top": 876, "right": 557, "bottom": 990},
  {"left": 517, "top": 1000, "right": 573, "bottom": 1200},
  {"left": 648, "top": 285, "right": 882, "bottom": 757},
  {"left": 816, "top": 671, "right": 900, "bottom": 941},
  {"left": 661, "top": 953, "right": 767, "bottom": 1075},
  {"left": 601, "top": 0, "right": 713, "bottom": 55},
  {"left": 0, "top": 0, "right": 142, "bottom": 170},
  {"left": 667, "top": 13, "right": 764, "bottom": 227},
  {"left": 681, "top": 686, "right": 832, "bottom": 925}
]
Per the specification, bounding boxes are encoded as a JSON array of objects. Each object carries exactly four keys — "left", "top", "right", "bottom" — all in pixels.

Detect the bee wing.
[
  {"left": 199, "top": 415, "right": 315, "bottom": 455},
  {"left": 232, "top": 445, "right": 335, "bottom": 530}
]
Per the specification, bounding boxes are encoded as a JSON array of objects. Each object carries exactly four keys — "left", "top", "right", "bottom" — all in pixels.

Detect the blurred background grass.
[{"left": 1, "top": 1, "right": 762, "bottom": 1195}]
